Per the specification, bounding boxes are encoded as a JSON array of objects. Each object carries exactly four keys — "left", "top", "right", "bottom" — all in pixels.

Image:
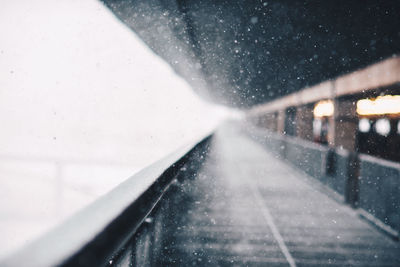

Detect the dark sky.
[{"left": 102, "top": 0, "right": 400, "bottom": 108}]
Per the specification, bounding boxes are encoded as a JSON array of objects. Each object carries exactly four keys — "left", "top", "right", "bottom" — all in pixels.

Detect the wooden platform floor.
[{"left": 160, "top": 123, "right": 400, "bottom": 266}]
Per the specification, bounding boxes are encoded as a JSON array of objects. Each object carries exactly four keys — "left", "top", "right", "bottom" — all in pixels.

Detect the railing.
[{"left": 0, "top": 133, "right": 213, "bottom": 267}]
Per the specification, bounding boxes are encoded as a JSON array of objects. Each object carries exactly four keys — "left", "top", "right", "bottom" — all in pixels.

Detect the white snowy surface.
[{"left": 0, "top": 0, "right": 238, "bottom": 259}]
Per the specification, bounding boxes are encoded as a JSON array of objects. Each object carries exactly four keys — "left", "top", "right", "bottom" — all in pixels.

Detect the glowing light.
[
  {"left": 357, "top": 95, "right": 400, "bottom": 116},
  {"left": 314, "top": 100, "right": 334, "bottom": 117},
  {"left": 374, "top": 118, "right": 391, "bottom": 136},
  {"left": 358, "top": 118, "right": 371, "bottom": 133}
]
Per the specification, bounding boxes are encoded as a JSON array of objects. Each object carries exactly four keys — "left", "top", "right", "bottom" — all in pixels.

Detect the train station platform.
[{"left": 159, "top": 123, "right": 400, "bottom": 266}]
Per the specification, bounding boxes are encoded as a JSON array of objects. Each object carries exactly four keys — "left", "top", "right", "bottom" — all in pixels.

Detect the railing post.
[
  {"left": 325, "top": 148, "right": 336, "bottom": 177},
  {"left": 345, "top": 152, "right": 360, "bottom": 207}
]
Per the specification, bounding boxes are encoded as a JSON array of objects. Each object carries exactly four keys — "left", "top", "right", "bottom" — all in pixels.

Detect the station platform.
[{"left": 159, "top": 123, "right": 400, "bottom": 266}]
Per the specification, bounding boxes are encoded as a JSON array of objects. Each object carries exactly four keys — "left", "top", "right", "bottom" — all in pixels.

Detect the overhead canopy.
[{"left": 101, "top": 0, "right": 400, "bottom": 108}]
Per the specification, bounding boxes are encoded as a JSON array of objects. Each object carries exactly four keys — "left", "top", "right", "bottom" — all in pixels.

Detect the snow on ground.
[{"left": 0, "top": 0, "right": 239, "bottom": 259}]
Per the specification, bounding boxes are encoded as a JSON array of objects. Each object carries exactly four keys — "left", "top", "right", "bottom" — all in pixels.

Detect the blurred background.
[{"left": 0, "top": 0, "right": 236, "bottom": 258}]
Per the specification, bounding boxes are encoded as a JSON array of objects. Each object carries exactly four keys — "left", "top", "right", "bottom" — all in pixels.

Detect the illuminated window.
[
  {"left": 358, "top": 118, "right": 371, "bottom": 133},
  {"left": 314, "top": 100, "right": 334, "bottom": 117},
  {"left": 374, "top": 118, "right": 391, "bottom": 136},
  {"left": 357, "top": 95, "right": 400, "bottom": 116}
]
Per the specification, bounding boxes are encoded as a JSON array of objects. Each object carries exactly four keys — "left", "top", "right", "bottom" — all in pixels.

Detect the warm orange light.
[
  {"left": 314, "top": 100, "right": 334, "bottom": 117},
  {"left": 357, "top": 95, "right": 400, "bottom": 116}
]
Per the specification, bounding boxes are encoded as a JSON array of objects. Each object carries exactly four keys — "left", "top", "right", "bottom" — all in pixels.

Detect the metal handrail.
[{"left": 1, "top": 133, "right": 213, "bottom": 267}]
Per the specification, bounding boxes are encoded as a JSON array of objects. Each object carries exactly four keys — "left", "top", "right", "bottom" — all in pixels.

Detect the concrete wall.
[
  {"left": 295, "top": 105, "right": 314, "bottom": 141},
  {"left": 325, "top": 149, "right": 350, "bottom": 197},
  {"left": 359, "top": 155, "right": 400, "bottom": 233},
  {"left": 284, "top": 137, "right": 328, "bottom": 181}
]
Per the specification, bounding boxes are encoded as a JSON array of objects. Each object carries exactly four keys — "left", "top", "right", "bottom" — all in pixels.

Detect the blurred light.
[
  {"left": 374, "top": 118, "right": 391, "bottom": 136},
  {"left": 397, "top": 121, "right": 400, "bottom": 134},
  {"left": 313, "top": 119, "right": 322, "bottom": 135},
  {"left": 357, "top": 95, "right": 400, "bottom": 115},
  {"left": 358, "top": 118, "right": 371, "bottom": 133},
  {"left": 314, "top": 100, "right": 334, "bottom": 117}
]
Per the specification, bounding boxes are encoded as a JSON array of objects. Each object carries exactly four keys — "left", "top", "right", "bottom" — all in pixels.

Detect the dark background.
[{"left": 102, "top": 0, "right": 400, "bottom": 108}]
